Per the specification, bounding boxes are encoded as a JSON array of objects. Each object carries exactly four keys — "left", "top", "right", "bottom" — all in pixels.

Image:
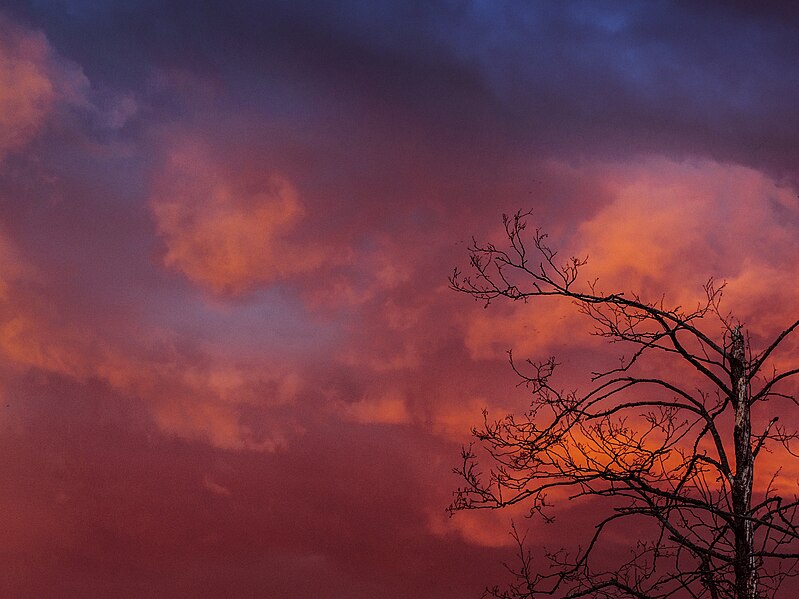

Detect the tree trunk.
[{"left": 729, "top": 327, "right": 757, "bottom": 599}]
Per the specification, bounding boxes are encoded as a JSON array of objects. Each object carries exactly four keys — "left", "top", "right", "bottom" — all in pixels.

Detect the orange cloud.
[
  {"left": 0, "top": 15, "right": 88, "bottom": 159},
  {"left": 459, "top": 160, "right": 799, "bottom": 363},
  {"left": 577, "top": 159, "right": 799, "bottom": 301},
  {"left": 0, "top": 266, "right": 304, "bottom": 452},
  {"left": 0, "top": 19, "right": 54, "bottom": 157},
  {"left": 151, "top": 396, "right": 291, "bottom": 452},
  {"left": 0, "top": 228, "right": 28, "bottom": 301},
  {"left": 2, "top": 323, "right": 304, "bottom": 451},
  {"left": 427, "top": 396, "right": 490, "bottom": 440},
  {"left": 463, "top": 299, "right": 590, "bottom": 361},
  {"left": 303, "top": 236, "right": 412, "bottom": 310},
  {"left": 342, "top": 389, "right": 411, "bottom": 425},
  {"left": 428, "top": 501, "right": 532, "bottom": 548},
  {"left": 150, "top": 144, "right": 327, "bottom": 294}
]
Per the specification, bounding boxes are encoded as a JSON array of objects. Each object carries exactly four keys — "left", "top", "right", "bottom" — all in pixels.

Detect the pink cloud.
[
  {"left": 1, "top": 5, "right": 798, "bottom": 597},
  {"left": 0, "top": 265, "right": 305, "bottom": 451},
  {"left": 576, "top": 159, "right": 799, "bottom": 297},
  {"left": 0, "top": 19, "right": 54, "bottom": 157},
  {"left": 0, "top": 15, "right": 88, "bottom": 159},
  {"left": 453, "top": 160, "right": 799, "bottom": 371},
  {"left": 341, "top": 389, "right": 412, "bottom": 425},
  {"left": 150, "top": 142, "right": 330, "bottom": 295}
]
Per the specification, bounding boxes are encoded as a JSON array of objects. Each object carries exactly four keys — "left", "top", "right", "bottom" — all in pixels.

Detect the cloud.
[
  {"left": 456, "top": 159, "right": 799, "bottom": 366},
  {"left": 0, "top": 228, "right": 28, "bottom": 301},
  {"left": 0, "top": 268, "right": 305, "bottom": 452},
  {"left": 151, "top": 396, "right": 290, "bottom": 452},
  {"left": 1, "top": 323, "right": 304, "bottom": 451},
  {"left": 1, "top": 5, "right": 799, "bottom": 597},
  {"left": 150, "top": 142, "right": 328, "bottom": 295},
  {"left": 0, "top": 14, "right": 88, "bottom": 159},
  {"left": 463, "top": 299, "right": 588, "bottom": 362},
  {"left": 576, "top": 159, "right": 799, "bottom": 320},
  {"left": 0, "top": 18, "right": 54, "bottom": 157},
  {"left": 342, "top": 389, "right": 411, "bottom": 425}
]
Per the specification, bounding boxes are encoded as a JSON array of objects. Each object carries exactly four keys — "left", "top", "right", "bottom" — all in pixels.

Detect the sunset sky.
[{"left": 2, "top": 2, "right": 799, "bottom": 597}]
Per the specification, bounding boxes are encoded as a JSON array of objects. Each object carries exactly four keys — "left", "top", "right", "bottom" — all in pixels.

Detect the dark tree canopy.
[{"left": 449, "top": 212, "right": 799, "bottom": 599}]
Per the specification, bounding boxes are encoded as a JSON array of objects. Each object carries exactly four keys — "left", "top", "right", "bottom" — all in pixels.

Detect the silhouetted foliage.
[{"left": 449, "top": 211, "right": 799, "bottom": 599}]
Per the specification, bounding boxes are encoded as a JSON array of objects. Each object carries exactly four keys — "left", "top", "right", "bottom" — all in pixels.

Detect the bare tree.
[{"left": 449, "top": 211, "right": 799, "bottom": 599}]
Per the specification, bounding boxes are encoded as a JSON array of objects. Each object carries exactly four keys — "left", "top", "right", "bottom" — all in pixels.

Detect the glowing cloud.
[
  {"left": 577, "top": 159, "right": 799, "bottom": 326},
  {"left": 0, "top": 16, "right": 88, "bottom": 159},
  {"left": 0, "top": 19, "right": 53, "bottom": 157},
  {"left": 343, "top": 389, "right": 411, "bottom": 425},
  {"left": 151, "top": 144, "right": 326, "bottom": 294},
  {"left": 1, "top": 4, "right": 798, "bottom": 597}
]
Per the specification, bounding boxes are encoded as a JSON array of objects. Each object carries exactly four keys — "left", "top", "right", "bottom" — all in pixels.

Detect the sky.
[{"left": 1, "top": 1, "right": 799, "bottom": 597}]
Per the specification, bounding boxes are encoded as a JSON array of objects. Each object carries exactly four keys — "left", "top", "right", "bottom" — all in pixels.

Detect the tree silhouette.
[{"left": 449, "top": 211, "right": 799, "bottom": 599}]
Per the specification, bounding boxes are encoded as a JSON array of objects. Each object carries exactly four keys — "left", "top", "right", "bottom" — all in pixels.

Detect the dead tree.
[{"left": 449, "top": 211, "right": 799, "bottom": 599}]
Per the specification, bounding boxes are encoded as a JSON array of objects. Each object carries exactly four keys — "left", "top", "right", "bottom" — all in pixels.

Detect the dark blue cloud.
[{"left": 5, "top": 0, "right": 798, "bottom": 185}]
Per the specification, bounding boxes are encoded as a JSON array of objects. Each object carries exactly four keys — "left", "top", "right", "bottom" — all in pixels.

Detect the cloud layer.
[{"left": 1, "top": 4, "right": 799, "bottom": 597}]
